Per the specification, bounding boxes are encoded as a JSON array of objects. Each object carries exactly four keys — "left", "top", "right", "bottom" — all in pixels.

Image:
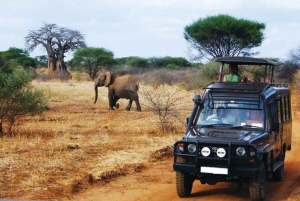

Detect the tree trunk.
[
  {"left": 48, "top": 55, "right": 57, "bottom": 72},
  {"left": 46, "top": 40, "right": 57, "bottom": 73}
]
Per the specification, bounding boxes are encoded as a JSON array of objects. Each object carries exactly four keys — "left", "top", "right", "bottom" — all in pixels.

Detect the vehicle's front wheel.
[
  {"left": 249, "top": 163, "right": 266, "bottom": 201},
  {"left": 175, "top": 157, "right": 194, "bottom": 197},
  {"left": 176, "top": 171, "right": 194, "bottom": 197}
]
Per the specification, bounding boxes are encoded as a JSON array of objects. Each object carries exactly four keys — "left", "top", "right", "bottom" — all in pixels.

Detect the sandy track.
[{"left": 65, "top": 92, "right": 300, "bottom": 201}]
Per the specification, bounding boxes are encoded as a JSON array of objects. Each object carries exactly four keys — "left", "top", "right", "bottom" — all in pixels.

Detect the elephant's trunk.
[{"left": 94, "top": 85, "right": 98, "bottom": 103}]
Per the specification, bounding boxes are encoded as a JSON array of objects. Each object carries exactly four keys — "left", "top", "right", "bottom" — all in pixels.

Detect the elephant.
[{"left": 94, "top": 72, "right": 142, "bottom": 111}]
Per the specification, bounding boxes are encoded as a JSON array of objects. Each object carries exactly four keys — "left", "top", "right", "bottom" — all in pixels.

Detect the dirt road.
[{"left": 65, "top": 94, "right": 300, "bottom": 201}]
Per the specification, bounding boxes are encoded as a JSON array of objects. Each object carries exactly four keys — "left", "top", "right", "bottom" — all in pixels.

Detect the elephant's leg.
[
  {"left": 134, "top": 97, "right": 142, "bottom": 112},
  {"left": 108, "top": 91, "right": 114, "bottom": 110},
  {"left": 112, "top": 96, "right": 120, "bottom": 109},
  {"left": 129, "top": 91, "right": 141, "bottom": 112},
  {"left": 125, "top": 99, "right": 133, "bottom": 111}
]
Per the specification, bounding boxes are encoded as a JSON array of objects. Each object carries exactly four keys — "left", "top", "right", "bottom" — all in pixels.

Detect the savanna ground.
[
  {"left": 0, "top": 71, "right": 300, "bottom": 201},
  {"left": 0, "top": 73, "right": 195, "bottom": 200}
]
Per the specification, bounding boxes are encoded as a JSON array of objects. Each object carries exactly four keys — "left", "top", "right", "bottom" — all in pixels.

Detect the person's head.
[
  {"left": 241, "top": 76, "right": 248, "bottom": 82},
  {"left": 228, "top": 64, "right": 239, "bottom": 75}
]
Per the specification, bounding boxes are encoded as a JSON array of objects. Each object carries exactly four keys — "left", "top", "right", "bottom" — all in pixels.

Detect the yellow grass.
[{"left": 0, "top": 78, "right": 196, "bottom": 200}]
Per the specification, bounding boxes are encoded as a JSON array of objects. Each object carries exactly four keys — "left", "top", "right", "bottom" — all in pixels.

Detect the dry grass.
[{"left": 0, "top": 78, "right": 195, "bottom": 200}]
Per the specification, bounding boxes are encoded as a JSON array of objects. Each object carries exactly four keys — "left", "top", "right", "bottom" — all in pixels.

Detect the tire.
[
  {"left": 176, "top": 171, "right": 194, "bottom": 197},
  {"left": 249, "top": 163, "right": 266, "bottom": 201},
  {"left": 278, "top": 148, "right": 286, "bottom": 161},
  {"left": 175, "top": 157, "right": 194, "bottom": 197},
  {"left": 273, "top": 148, "right": 285, "bottom": 181},
  {"left": 273, "top": 163, "right": 284, "bottom": 182}
]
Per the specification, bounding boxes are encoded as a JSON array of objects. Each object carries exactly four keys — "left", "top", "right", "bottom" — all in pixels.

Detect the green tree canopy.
[
  {"left": 126, "top": 57, "right": 149, "bottom": 68},
  {"left": 184, "top": 14, "right": 265, "bottom": 60},
  {"left": 148, "top": 56, "right": 191, "bottom": 68},
  {"left": 68, "top": 47, "right": 115, "bottom": 79},
  {"left": 0, "top": 47, "right": 37, "bottom": 72}
]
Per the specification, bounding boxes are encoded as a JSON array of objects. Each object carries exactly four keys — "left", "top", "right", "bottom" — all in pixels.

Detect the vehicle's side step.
[{"left": 268, "top": 160, "right": 284, "bottom": 173}]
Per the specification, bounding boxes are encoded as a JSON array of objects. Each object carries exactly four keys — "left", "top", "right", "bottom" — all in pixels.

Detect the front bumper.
[{"left": 173, "top": 162, "right": 260, "bottom": 178}]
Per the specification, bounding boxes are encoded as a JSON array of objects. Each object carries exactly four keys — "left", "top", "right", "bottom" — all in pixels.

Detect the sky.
[{"left": 1, "top": 0, "right": 300, "bottom": 63}]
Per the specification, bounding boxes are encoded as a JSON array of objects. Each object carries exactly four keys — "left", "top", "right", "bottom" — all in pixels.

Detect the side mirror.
[
  {"left": 272, "top": 121, "right": 279, "bottom": 132},
  {"left": 192, "top": 94, "right": 201, "bottom": 103}
]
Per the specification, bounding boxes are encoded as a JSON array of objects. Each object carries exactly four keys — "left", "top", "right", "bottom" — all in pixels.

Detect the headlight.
[
  {"left": 201, "top": 147, "right": 210, "bottom": 157},
  {"left": 236, "top": 147, "right": 246, "bottom": 156},
  {"left": 187, "top": 144, "right": 196, "bottom": 153},
  {"left": 217, "top": 148, "right": 226, "bottom": 158}
]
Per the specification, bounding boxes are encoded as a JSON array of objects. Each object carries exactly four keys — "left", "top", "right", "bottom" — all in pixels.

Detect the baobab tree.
[{"left": 25, "top": 23, "right": 86, "bottom": 78}]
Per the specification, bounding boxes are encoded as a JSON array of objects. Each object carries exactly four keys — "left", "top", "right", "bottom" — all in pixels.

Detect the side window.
[
  {"left": 277, "top": 99, "right": 282, "bottom": 123},
  {"left": 285, "top": 95, "right": 291, "bottom": 120},
  {"left": 281, "top": 96, "right": 286, "bottom": 122},
  {"left": 280, "top": 94, "right": 291, "bottom": 122}
]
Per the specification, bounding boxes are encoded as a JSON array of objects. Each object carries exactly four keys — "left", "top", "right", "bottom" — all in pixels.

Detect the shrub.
[
  {"left": 141, "top": 85, "right": 185, "bottom": 132},
  {"left": 293, "top": 69, "right": 300, "bottom": 91},
  {"left": 127, "top": 57, "right": 149, "bottom": 68},
  {"left": 0, "top": 68, "right": 49, "bottom": 135},
  {"left": 166, "top": 64, "right": 180, "bottom": 70}
]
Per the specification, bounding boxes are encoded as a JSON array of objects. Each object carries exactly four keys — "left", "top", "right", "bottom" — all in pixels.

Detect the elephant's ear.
[{"left": 104, "top": 72, "right": 111, "bottom": 87}]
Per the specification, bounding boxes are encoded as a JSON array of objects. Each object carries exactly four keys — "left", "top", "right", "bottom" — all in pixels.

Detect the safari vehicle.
[{"left": 173, "top": 57, "right": 292, "bottom": 201}]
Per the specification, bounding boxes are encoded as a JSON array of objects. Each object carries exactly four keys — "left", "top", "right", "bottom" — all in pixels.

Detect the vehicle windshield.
[{"left": 196, "top": 99, "right": 264, "bottom": 129}]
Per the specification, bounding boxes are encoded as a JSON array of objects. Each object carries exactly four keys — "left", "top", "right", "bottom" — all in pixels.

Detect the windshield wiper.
[
  {"left": 201, "top": 123, "right": 234, "bottom": 128},
  {"left": 231, "top": 125, "right": 263, "bottom": 129}
]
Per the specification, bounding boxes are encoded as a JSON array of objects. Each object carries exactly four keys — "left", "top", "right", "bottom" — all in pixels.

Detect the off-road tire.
[
  {"left": 176, "top": 171, "right": 194, "bottom": 197},
  {"left": 175, "top": 157, "right": 194, "bottom": 197},
  {"left": 273, "top": 148, "right": 285, "bottom": 181},
  {"left": 273, "top": 163, "right": 284, "bottom": 182},
  {"left": 249, "top": 163, "right": 266, "bottom": 201}
]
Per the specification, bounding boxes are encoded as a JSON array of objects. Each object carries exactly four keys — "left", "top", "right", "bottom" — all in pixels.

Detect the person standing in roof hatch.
[{"left": 223, "top": 63, "right": 241, "bottom": 82}]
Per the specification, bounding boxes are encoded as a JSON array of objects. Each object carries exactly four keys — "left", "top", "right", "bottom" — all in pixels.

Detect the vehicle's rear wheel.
[
  {"left": 273, "top": 163, "right": 284, "bottom": 181},
  {"left": 273, "top": 148, "right": 285, "bottom": 181},
  {"left": 249, "top": 163, "right": 266, "bottom": 201},
  {"left": 176, "top": 171, "right": 194, "bottom": 197}
]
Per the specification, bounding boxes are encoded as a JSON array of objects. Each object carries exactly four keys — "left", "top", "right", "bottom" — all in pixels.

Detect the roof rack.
[
  {"left": 203, "top": 82, "right": 288, "bottom": 94},
  {"left": 214, "top": 57, "right": 278, "bottom": 66}
]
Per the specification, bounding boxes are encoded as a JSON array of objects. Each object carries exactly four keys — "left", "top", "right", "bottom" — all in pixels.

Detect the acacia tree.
[
  {"left": 279, "top": 46, "right": 300, "bottom": 82},
  {"left": 68, "top": 47, "right": 115, "bottom": 79},
  {"left": 25, "top": 23, "right": 86, "bottom": 78},
  {"left": 184, "top": 14, "right": 265, "bottom": 61},
  {"left": 1, "top": 47, "right": 37, "bottom": 69}
]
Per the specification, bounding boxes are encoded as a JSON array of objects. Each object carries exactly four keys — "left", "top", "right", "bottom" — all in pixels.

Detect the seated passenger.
[
  {"left": 206, "top": 106, "right": 225, "bottom": 121},
  {"left": 223, "top": 64, "right": 241, "bottom": 82},
  {"left": 221, "top": 109, "right": 237, "bottom": 124}
]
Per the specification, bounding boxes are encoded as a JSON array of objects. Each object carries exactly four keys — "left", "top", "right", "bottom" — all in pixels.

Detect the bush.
[
  {"left": 0, "top": 68, "right": 49, "bottom": 135},
  {"left": 127, "top": 57, "right": 149, "bottom": 68},
  {"left": 141, "top": 85, "right": 185, "bottom": 132},
  {"left": 166, "top": 64, "right": 180, "bottom": 70},
  {"left": 293, "top": 69, "right": 300, "bottom": 91}
]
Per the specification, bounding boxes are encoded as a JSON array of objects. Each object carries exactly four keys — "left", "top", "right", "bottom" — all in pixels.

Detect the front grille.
[{"left": 174, "top": 141, "right": 257, "bottom": 169}]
